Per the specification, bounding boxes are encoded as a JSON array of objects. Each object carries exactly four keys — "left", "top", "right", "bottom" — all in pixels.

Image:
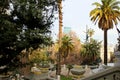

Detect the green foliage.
[
  {"left": 60, "top": 35, "right": 74, "bottom": 62},
  {"left": 80, "top": 39, "right": 101, "bottom": 65},
  {"left": 66, "top": 64, "right": 73, "bottom": 70},
  {"left": 0, "top": 0, "right": 57, "bottom": 73},
  {"left": 29, "top": 49, "right": 49, "bottom": 63},
  {"left": 61, "top": 75, "right": 72, "bottom": 80}
]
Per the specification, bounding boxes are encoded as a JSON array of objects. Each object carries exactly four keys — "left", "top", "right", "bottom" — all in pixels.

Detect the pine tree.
[{"left": 0, "top": 0, "right": 57, "bottom": 73}]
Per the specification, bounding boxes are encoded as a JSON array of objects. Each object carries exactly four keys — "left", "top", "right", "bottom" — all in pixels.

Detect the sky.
[{"left": 51, "top": 0, "right": 120, "bottom": 46}]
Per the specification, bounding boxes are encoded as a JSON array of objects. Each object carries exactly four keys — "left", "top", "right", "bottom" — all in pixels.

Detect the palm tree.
[
  {"left": 58, "top": 0, "right": 63, "bottom": 45},
  {"left": 61, "top": 35, "right": 74, "bottom": 63},
  {"left": 57, "top": 0, "right": 63, "bottom": 77},
  {"left": 87, "top": 28, "right": 95, "bottom": 42},
  {"left": 90, "top": 0, "right": 120, "bottom": 65},
  {"left": 81, "top": 40, "right": 101, "bottom": 65}
]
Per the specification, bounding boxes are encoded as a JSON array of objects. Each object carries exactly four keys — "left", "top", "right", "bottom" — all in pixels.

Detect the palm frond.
[
  {"left": 92, "top": 2, "right": 102, "bottom": 7},
  {"left": 112, "top": 5, "right": 120, "bottom": 10},
  {"left": 90, "top": 9, "right": 103, "bottom": 25},
  {"left": 110, "top": 1, "right": 120, "bottom": 8},
  {"left": 107, "top": 0, "right": 116, "bottom": 6}
]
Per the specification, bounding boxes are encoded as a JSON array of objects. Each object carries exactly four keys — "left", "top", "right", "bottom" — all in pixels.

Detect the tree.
[
  {"left": 90, "top": 0, "right": 120, "bottom": 65},
  {"left": 87, "top": 28, "right": 95, "bottom": 42},
  {"left": 61, "top": 35, "right": 74, "bottom": 63},
  {"left": 80, "top": 39, "right": 101, "bottom": 65},
  {"left": 0, "top": 0, "right": 57, "bottom": 74},
  {"left": 56, "top": 0, "right": 63, "bottom": 77},
  {"left": 29, "top": 49, "right": 48, "bottom": 63},
  {"left": 51, "top": 31, "right": 82, "bottom": 64},
  {"left": 0, "top": 1, "right": 21, "bottom": 73},
  {"left": 68, "top": 31, "right": 81, "bottom": 55}
]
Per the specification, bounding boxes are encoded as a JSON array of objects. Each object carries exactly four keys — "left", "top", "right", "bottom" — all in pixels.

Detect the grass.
[{"left": 61, "top": 75, "right": 72, "bottom": 80}]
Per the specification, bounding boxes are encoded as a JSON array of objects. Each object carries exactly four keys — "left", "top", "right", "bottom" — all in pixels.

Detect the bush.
[{"left": 66, "top": 64, "right": 73, "bottom": 70}]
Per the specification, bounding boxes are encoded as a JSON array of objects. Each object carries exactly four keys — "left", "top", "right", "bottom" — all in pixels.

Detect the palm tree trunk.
[
  {"left": 104, "top": 29, "right": 108, "bottom": 65},
  {"left": 58, "top": 0, "right": 63, "bottom": 44},
  {"left": 64, "top": 49, "right": 69, "bottom": 64},
  {"left": 57, "top": 0, "right": 63, "bottom": 76},
  {"left": 64, "top": 56, "right": 66, "bottom": 64}
]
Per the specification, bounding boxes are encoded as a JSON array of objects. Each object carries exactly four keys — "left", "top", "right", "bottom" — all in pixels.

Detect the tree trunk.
[
  {"left": 57, "top": 0, "right": 62, "bottom": 76},
  {"left": 104, "top": 29, "right": 108, "bottom": 65},
  {"left": 20, "top": 50, "right": 30, "bottom": 75}
]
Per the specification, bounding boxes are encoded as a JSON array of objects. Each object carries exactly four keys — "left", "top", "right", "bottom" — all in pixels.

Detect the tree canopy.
[
  {"left": 90, "top": 0, "right": 120, "bottom": 30},
  {"left": 0, "top": 0, "right": 57, "bottom": 73}
]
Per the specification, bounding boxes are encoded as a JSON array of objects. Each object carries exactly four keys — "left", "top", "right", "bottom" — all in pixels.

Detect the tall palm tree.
[
  {"left": 58, "top": 0, "right": 63, "bottom": 46},
  {"left": 90, "top": 0, "right": 120, "bottom": 65},
  {"left": 61, "top": 35, "right": 74, "bottom": 63},
  {"left": 57, "top": 0, "right": 63, "bottom": 77}
]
